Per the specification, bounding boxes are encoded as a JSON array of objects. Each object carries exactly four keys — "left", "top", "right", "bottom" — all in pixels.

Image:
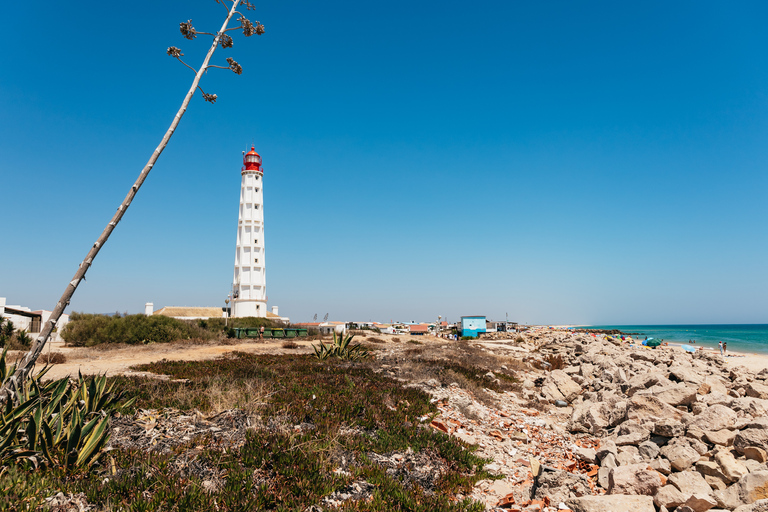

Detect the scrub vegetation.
[
  {"left": 60, "top": 313, "right": 283, "bottom": 347},
  {"left": 2, "top": 352, "right": 494, "bottom": 511}
]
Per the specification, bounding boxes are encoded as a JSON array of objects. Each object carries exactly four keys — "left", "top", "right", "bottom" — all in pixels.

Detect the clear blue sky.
[{"left": 2, "top": 1, "right": 767, "bottom": 325}]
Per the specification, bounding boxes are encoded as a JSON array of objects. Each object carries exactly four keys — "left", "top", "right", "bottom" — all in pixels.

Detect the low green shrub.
[{"left": 61, "top": 313, "right": 216, "bottom": 347}]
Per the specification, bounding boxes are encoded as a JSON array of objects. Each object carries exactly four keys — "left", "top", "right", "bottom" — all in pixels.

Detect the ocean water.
[{"left": 585, "top": 324, "right": 768, "bottom": 355}]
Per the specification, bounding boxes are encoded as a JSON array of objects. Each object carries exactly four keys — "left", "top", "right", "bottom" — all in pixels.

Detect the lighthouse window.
[{"left": 254, "top": 258, "right": 258, "bottom": 263}]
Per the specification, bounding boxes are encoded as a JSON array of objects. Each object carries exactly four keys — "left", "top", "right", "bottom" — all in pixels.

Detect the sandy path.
[{"left": 22, "top": 338, "right": 320, "bottom": 380}]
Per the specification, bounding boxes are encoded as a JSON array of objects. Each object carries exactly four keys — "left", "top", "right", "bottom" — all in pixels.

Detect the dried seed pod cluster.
[
  {"left": 180, "top": 20, "right": 197, "bottom": 40},
  {"left": 202, "top": 92, "right": 218, "bottom": 103},
  {"left": 219, "top": 34, "right": 234, "bottom": 49},
  {"left": 226, "top": 57, "right": 243, "bottom": 75}
]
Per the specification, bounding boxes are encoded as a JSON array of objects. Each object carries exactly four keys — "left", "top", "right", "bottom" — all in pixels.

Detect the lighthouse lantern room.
[{"left": 231, "top": 146, "right": 267, "bottom": 318}]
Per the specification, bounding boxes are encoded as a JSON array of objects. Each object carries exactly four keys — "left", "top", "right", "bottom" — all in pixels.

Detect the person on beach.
[
  {"left": 723, "top": 342, "right": 727, "bottom": 356},
  {"left": 719, "top": 341, "right": 724, "bottom": 356},
  {"left": 259, "top": 325, "right": 265, "bottom": 341}
]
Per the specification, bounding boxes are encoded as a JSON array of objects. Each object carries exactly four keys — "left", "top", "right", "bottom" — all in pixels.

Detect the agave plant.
[
  {"left": 0, "top": 349, "right": 135, "bottom": 473},
  {"left": 312, "top": 332, "right": 370, "bottom": 361}
]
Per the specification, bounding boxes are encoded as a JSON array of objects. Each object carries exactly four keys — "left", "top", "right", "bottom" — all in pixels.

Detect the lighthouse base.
[{"left": 232, "top": 299, "right": 267, "bottom": 318}]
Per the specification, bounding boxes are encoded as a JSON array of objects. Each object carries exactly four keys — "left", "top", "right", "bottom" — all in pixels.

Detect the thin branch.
[
  {"left": 177, "top": 58, "right": 199, "bottom": 74},
  {"left": 196, "top": 31, "right": 216, "bottom": 36},
  {"left": 207, "top": 65, "right": 230, "bottom": 70}
]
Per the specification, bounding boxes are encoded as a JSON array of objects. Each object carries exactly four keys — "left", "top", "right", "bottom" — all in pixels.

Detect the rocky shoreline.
[{"left": 520, "top": 329, "right": 768, "bottom": 512}]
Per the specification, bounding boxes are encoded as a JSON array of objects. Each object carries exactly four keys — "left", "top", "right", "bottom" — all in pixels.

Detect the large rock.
[
  {"left": 702, "top": 376, "right": 730, "bottom": 396},
  {"left": 627, "top": 395, "right": 684, "bottom": 429},
  {"left": 544, "top": 370, "right": 582, "bottom": 403},
  {"left": 566, "top": 494, "right": 656, "bottom": 512},
  {"left": 696, "top": 460, "right": 729, "bottom": 482},
  {"left": 627, "top": 371, "right": 672, "bottom": 396},
  {"left": 655, "top": 418, "right": 686, "bottom": 437},
  {"left": 704, "top": 429, "right": 736, "bottom": 446},
  {"left": 661, "top": 438, "right": 703, "bottom": 472},
  {"left": 687, "top": 404, "right": 737, "bottom": 431},
  {"left": 615, "top": 421, "right": 651, "bottom": 446},
  {"left": 735, "top": 429, "right": 768, "bottom": 456},
  {"left": 734, "top": 498, "right": 768, "bottom": 512},
  {"left": 639, "top": 440, "right": 661, "bottom": 460},
  {"left": 533, "top": 469, "right": 591, "bottom": 505},
  {"left": 670, "top": 366, "right": 706, "bottom": 385},
  {"left": 654, "top": 484, "right": 688, "bottom": 509},
  {"left": 571, "top": 402, "right": 625, "bottom": 435},
  {"left": 608, "top": 463, "right": 665, "bottom": 495},
  {"left": 746, "top": 382, "right": 768, "bottom": 400},
  {"left": 681, "top": 493, "right": 718, "bottom": 512},
  {"left": 637, "top": 383, "right": 699, "bottom": 407},
  {"left": 668, "top": 470, "right": 714, "bottom": 497},
  {"left": 715, "top": 448, "right": 749, "bottom": 483},
  {"left": 743, "top": 418, "right": 768, "bottom": 430},
  {"left": 715, "top": 471, "right": 768, "bottom": 510}
]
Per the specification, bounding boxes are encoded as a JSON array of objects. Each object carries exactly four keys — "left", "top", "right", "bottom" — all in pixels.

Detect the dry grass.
[
  {"left": 281, "top": 341, "right": 299, "bottom": 349},
  {"left": 365, "top": 337, "right": 385, "bottom": 344},
  {"left": 203, "top": 377, "right": 273, "bottom": 416},
  {"left": 39, "top": 352, "right": 67, "bottom": 365}
]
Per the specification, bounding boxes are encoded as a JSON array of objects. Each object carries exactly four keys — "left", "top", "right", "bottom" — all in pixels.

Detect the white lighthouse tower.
[{"left": 231, "top": 146, "right": 267, "bottom": 318}]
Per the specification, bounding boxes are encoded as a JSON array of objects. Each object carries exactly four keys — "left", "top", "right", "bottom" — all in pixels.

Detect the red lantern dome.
[{"left": 243, "top": 146, "right": 262, "bottom": 171}]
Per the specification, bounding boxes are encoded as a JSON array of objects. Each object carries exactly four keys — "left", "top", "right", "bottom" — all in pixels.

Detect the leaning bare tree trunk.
[{"left": 0, "top": 0, "right": 240, "bottom": 404}]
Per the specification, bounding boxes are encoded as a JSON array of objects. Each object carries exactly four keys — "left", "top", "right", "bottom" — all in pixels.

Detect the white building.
[
  {"left": 232, "top": 147, "right": 268, "bottom": 317},
  {"left": 0, "top": 297, "right": 69, "bottom": 342}
]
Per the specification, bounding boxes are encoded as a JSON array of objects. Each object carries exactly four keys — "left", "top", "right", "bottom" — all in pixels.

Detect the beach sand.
[{"left": 629, "top": 338, "right": 768, "bottom": 372}]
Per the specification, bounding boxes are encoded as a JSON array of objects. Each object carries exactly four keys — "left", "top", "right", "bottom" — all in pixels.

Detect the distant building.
[
  {"left": 0, "top": 297, "right": 69, "bottom": 341},
  {"left": 408, "top": 324, "right": 429, "bottom": 336},
  {"left": 460, "top": 316, "right": 487, "bottom": 338}
]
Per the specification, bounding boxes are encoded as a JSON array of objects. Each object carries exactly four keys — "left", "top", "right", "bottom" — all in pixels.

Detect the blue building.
[{"left": 460, "top": 316, "right": 487, "bottom": 338}]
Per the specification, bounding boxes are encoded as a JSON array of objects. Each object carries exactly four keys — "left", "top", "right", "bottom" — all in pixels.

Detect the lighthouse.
[{"left": 231, "top": 146, "right": 267, "bottom": 318}]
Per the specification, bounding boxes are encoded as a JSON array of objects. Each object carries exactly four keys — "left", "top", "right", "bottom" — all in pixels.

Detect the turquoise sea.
[{"left": 585, "top": 325, "right": 768, "bottom": 356}]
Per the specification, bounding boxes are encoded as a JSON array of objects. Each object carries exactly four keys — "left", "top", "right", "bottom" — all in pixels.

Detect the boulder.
[
  {"left": 627, "top": 395, "right": 683, "bottom": 429},
  {"left": 670, "top": 366, "right": 706, "bottom": 385},
  {"left": 570, "top": 445, "right": 597, "bottom": 464},
  {"left": 734, "top": 429, "right": 768, "bottom": 456},
  {"left": 687, "top": 404, "right": 737, "bottom": 431},
  {"left": 668, "top": 470, "right": 714, "bottom": 497},
  {"left": 639, "top": 440, "right": 661, "bottom": 460},
  {"left": 704, "top": 429, "right": 736, "bottom": 447},
  {"left": 702, "top": 376, "right": 730, "bottom": 396},
  {"left": 655, "top": 484, "right": 688, "bottom": 509},
  {"left": 547, "top": 370, "right": 582, "bottom": 403},
  {"left": 616, "top": 446, "right": 643, "bottom": 466},
  {"left": 651, "top": 456, "right": 672, "bottom": 475},
  {"left": 696, "top": 460, "right": 729, "bottom": 482},
  {"left": 570, "top": 402, "right": 625, "bottom": 435},
  {"left": 681, "top": 493, "right": 718, "bottom": 512},
  {"left": 746, "top": 382, "right": 768, "bottom": 400},
  {"left": 566, "top": 494, "right": 656, "bottom": 512},
  {"left": 637, "top": 383, "right": 699, "bottom": 407},
  {"left": 715, "top": 471, "right": 768, "bottom": 510},
  {"left": 734, "top": 498, "right": 768, "bottom": 512},
  {"left": 627, "top": 371, "right": 672, "bottom": 396},
  {"left": 661, "top": 438, "right": 703, "bottom": 472},
  {"left": 655, "top": 418, "right": 686, "bottom": 437},
  {"left": 743, "top": 418, "right": 768, "bottom": 430},
  {"left": 608, "top": 463, "right": 665, "bottom": 495},
  {"left": 533, "top": 469, "right": 591, "bottom": 505},
  {"left": 596, "top": 439, "right": 618, "bottom": 462},
  {"left": 744, "top": 447, "right": 768, "bottom": 463},
  {"left": 704, "top": 474, "right": 728, "bottom": 491},
  {"left": 714, "top": 448, "right": 749, "bottom": 483},
  {"left": 616, "top": 429, "right": 651, "bottom": 446}
]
